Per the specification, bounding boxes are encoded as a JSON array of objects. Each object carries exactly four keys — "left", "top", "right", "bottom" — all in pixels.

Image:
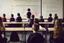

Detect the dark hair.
[
  {"left": 49, "top": 13, "right": 52, "bottom": 16},
  {"left": 54, "top": 19, "right": 64, "bottom": 36},
  {"left": 34, "top": 24, "right": 39, "bottom": 31},
  {"left": 34, "top": 18, "right": 39, "bottom": 24},
  {"left": 56, "top": 19, "right": 63, "bottom": 30},
  {"left": 34, "top": 18, "right": 39, "bottom": 31},
  {"left": 3, "top": 13, "right": 6, "bottom": 17},
  {"left": 17, "top": 13, "right": 20, "bottom": 16},
  {"left": 11, "top": 14, "right": 14, "bottom": 17},
  {"left": 28, "top": 8, "right": 31, "bottom": 11},
  {"left": 40, "top": 16, "right": 43, "bottom": 19},
  {"left": 32, "top": 15, "right": 35, "bottom": 19}
]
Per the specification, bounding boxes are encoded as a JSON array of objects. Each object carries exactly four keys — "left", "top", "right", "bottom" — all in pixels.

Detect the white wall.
[
  {"left": 11, "top": 0, "right": 40, "bottom": 18},
  {"left": 0, "top": 0, "right": 63, "bottom": 19},
  {"left": 42, "top": 0, "right": 63, "bottom": 18},
  {"left": 0, "top": 0, "right": 11, "bottom": 18}
]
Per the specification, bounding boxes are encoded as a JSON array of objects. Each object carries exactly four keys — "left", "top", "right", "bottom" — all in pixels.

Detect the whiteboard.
[
  {"left": 42, "top": 0, "right": 63, "bottom": 18},
  {"left": 11, "top": 0, "right": 40, "bottom": 18},
  {"left": 0, "top": 0, "right": 63, "bottom": 19}
]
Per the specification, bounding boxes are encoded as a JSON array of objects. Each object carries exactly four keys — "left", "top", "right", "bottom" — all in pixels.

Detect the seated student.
[
  {"left": 54, "top": 14, "right": 58, "bottom": 24},
  {"left": 54, "top": 14, "right": 58, "bottom": 20},
  {"left": 2, "top": 13, "right": 7, "bottom": 22},
  {"left": 8, "top": 14, "right": 15, "bottom": 27},
  {"left": 52, "top": 19, "right": 64, "bottom": 43},
  {"left": 27, "top": 18, "right": 45, "bottom": 43},
  {"left": 29, "top": 15, "right": 35, "bottom": 27},
  {"left": 10, "top": 14, "right": 15, "bottom": 22},
  {"left": 39, "top": 16, "right": 44, "bottom": 27},
  {"left": 48, "top": 13, "right": 53, "bottom": 22},
  {"left": 48, "top": 13, "right": 53, "bottom": 27},
  {"left": 16, "top": 13, "right": 22, "bottom": 27},
  {"left": 0, "top": 17, "right": 7, "bottom": 43},
  {"left": 49, "top": 15, "right": 58, "bottom": 43},
  {"left": 16, "top": 13, "right": 22, "bottom": 22}
]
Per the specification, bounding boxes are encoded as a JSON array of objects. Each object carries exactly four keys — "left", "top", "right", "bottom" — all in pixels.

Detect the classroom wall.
[
  {"left": 42, "top": 0, "right": 63, "bottom": 18},
  {"left": 0, "top": 0, "right": 63, "bottom": 19}
]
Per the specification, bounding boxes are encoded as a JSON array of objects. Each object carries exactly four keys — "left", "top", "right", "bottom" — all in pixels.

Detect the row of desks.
[
  {"left": 3, "top": 22, "right": 64, "bottom": 31},
  {"left": 3, "top": 22, "right": 64, "bottom": 24},
  {"left": 5, "top": 27, "right": 54, "bottom": 31}
]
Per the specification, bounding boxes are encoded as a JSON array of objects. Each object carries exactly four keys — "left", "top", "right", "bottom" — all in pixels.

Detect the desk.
[
  {"left": 39, "top": 22, "right": 64, "bottom": 24},
  {"left": 5, "top": 27, "right": 24, "bottom": 31},
  {"left": 3, "top": 22, "right": 29, "bottom": 24},
  {"left": 5, "top": 27, "right": 54, "bottom": 43},
  {"left": 5, "top": 27, "right": 54, "bottom": 31}
]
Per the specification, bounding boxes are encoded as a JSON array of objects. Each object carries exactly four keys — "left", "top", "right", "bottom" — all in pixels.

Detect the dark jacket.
[{"left": 28, "top": 33, "right": 45, "bottom": 43}]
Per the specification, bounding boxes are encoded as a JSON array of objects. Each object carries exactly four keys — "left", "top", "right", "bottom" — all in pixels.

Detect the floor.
[{"left": 5, "top": 31, "right": 51, "bottom": 43}]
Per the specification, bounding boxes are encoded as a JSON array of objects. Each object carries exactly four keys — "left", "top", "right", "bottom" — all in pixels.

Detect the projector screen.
[{"left": 0, "top": 0, "right": 63, "bottom": 19}]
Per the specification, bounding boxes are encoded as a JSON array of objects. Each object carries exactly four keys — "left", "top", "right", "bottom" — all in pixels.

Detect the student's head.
[
  {"left": 34, "top": 18, "right": 39, "bottom": 24},
  {"left": 32, "top": 15, "right": 35, "bottom": 19},
  {"left": 55, "top": 14, "right": 57, "bottom": 16},
  {"left": 49, "top": 13, "right": 52, "bottom": 17},
  {"left": 32, "top": 18, "right": 39, "bottom": 32},
  {"left": 27, "top": 8, "right": 31, "bottom": 11},
  {"left": 40, "top": 16, "right": 43, "bottom": 19},
  {"left": 17, "top": 13, "right": 20, "bottom": 17},
  {"left": 54, "top": 14, "right": 58, "bottom": 20},
  {"left": 11, "top": 14, "right": 14, "bottom": 17},
  {"left": 3, "top": 13, "right": 6, "bottom": 17}
]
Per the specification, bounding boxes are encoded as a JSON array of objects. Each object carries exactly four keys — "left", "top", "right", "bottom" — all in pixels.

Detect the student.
[
  {"left": 48, "top": 13, "right": 53, "bottom": 27},
  {"left": 10, "top": 14, "right": 15, "bottom": 22},
  {"left": 27, "top": 18, "right": 45, "bottom": 43},
  {"left": 16, "top": 13, "right": 22, "bottom": 27},
  {"left": 8, "top": 14, "right": 15, "bottom": 27},
  {"left": 39, "top": 16, "right": 44, "bottom": 27},
  {"left": 54, "top": 14, "right": 58, "bottom": 21},
  {"left": 29, "top": 15, "right": 35, "bottom": 27},
  {"left": 48, "top": 13, "right": 53, "bottom": 22},
  {"left": 54, "top": 14, "right": 58, "bottom": 24},
  {"left": 2, "top": 13, "right": 7, "bottom": 22},
  {"left": 53, "top": 19, "right": 64, "bottom": 43},
  {"left": 16, "top": 13, "right": 22, "bottom": 22},
  {"left": 26, "top": 8, "right": 31, "bottom": 19},
  {"left": 0, "top": 17, "right": 7, "bottom": 43}
]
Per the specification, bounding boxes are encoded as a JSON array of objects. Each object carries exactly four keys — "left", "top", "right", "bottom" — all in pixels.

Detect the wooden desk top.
[
  {"left": 3, "top": 22, "right": 64, "bottom": 25},
  {"left": 5, "top": 27, "right": 54, "bottom": 31},
  {"left": 5, "top": 27, "right": 24, "bottom": 31}
]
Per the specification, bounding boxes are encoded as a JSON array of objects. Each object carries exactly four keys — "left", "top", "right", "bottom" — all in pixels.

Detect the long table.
[
  {"left": 3, "top": 22, "right": 64, "bottom": 24},
  {"left": 5, "top": 27, "right": 54, "bottom": 43},
  {"left": 5, "top": 27, "right": 54, "bottom": 31}
]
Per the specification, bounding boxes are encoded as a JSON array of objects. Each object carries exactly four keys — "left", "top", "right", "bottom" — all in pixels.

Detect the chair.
[{"left": 28, "top": 33, "right": 45, "bottom": 43}]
